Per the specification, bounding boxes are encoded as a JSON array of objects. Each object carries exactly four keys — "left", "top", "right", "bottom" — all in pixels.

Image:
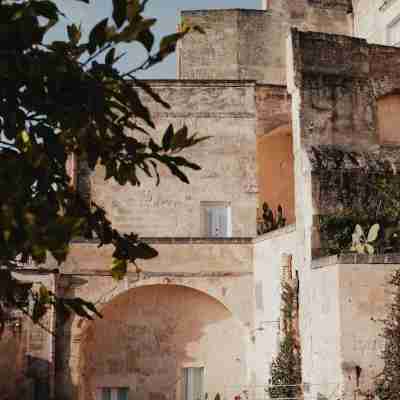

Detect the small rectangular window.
[
  {"left": 182, "top": 367, "right": 204, "bottom": 400},
  {"left": 201, "top": 202, "right": 232, "bottom": 238},
  {"left": 102, "top": 388, "right": 112, "bottom": 400},
  {"left": 100, "top": 388, "right": 129, "bottom": 400}
]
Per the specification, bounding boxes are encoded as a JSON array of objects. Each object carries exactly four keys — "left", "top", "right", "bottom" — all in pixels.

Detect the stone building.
[{"left": 4, "top": 0, "right": 400, "bottom": 399}]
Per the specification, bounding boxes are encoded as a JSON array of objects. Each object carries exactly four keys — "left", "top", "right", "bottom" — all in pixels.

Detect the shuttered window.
[
  {"left": 102, "top": 389, "right": 112, "bottom": 400},
  {"left": 101, "top": 388, "right": 129, "bottom": 400},
  {"left": 182, "top": 367, "right": 204, "bottom": 400},
  {"left": 202, "top": 202, "right": 232, "bottom": 238}
]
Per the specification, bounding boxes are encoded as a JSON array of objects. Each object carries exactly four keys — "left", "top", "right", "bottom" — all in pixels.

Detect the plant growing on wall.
[
  {"left": 318, "top": 173, "right": 400, "bottom": 257},
  {"left": 350, "top": 224, "right": 380, "bottom": 255},
  {"left": 257, "top": 203, "right": 286, "bottom": 235},
  {"left": 374, "top": 269, "right": 400, "bottom": 399},
  {"left": 268, "top": 283, "right": 302, "bottom": 399}
]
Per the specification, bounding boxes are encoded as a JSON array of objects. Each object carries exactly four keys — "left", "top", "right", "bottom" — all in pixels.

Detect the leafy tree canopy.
[{"left": 0, "top": 0, "right": 205, "bottom": 328}]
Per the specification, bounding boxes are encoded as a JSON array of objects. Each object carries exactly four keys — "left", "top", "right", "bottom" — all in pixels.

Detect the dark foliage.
[
  {"left": 257, "top": 202, "right": 286, "bottom": 236},
  {"left": 319, "top": 173, "right": 400, "bottom": 256},
  {"left": 269, "top": 284, "right": 302, "bottom": 399},
  {"left": 0, "top": 0, "right": 205, "bottom": 326}
]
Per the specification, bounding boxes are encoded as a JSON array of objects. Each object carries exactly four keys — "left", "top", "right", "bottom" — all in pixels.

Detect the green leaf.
[
  {"left": 111, "top": 258, "right": 127, "bottom": 280},
  {"left": 105, "top": 47, "right": 116, "bottom": 65},
  {"left": 160, "top": 32, "right": 182, "bottom": 53},
  {"left": 353, "top": 224, "right": 364, "bottom": 241},
  {"left": 162, "top": 124, "right": 174, "bottom": 151},
  {"left": 367, "top": 224, "right": 380, "bottom": 243},
  {"left": 171, "top": 126, "right": 188, "bottom": 150},
  {"left": 365, "top": 243, "right": 375, "bottom": 255},
  {"left": 88, "top": 18, "right": 108, "bottom": 54},
  {"left": 67, "top": 24, "right": 81, "bottom": 45},
  {"left": 134, "top": 242, "right": 158, "bottom": 260},
  {"left": 136, "top": 24, "right": 155, "bottom": 52},
  {"left": 127, "top": 0, "right": 140, "bottom": 21},
  {"left": 112, "top": 0, "right": 127, "bottom": 28},
  {"left": 355, "top": 243, "right": 366, "bottom": 254},
  {"left": 132, "top": 78, "right": 170, "bottom": 109},
  {"left": 31, "top": 1, "right": 60, "bottom": 20},
  {"left": 166, "top": 163, "right": 190, "bottom": 184}
]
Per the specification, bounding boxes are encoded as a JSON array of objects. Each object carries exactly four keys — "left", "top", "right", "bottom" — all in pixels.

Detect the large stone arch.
[
  {"left": 89, "top": 275, "right": 250, "bottom": 325},
  {"left": 76, "top": 283, "right": 250, "bottom": 400}
]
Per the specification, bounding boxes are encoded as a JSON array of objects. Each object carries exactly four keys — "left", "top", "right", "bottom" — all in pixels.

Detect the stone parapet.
[{"left": 312, "top": 252, "right": 400, "bottom": 269}]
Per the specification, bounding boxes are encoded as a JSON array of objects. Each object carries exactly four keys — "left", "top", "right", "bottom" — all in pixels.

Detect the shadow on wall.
[
  {"left": 0, "top": 323, "right": 52, "bottom": 400},
  {"left": 257, "top": 124, "right": 296, "bottom": 226},
  {"left": 77, "top": 284, "right": 247, "bottom": 400}
]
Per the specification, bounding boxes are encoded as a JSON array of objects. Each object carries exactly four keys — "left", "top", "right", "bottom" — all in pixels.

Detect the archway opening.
[
  {"left": 79, "top": 284, "right": 247, "bottom": 400},
  {"left": 256, "top": 124, "right": 295, "bottom": 232}
]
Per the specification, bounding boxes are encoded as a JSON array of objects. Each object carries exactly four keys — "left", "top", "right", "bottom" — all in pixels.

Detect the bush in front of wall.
[{"left": 268, "top": 283, "right": 302, "bottom": 399}]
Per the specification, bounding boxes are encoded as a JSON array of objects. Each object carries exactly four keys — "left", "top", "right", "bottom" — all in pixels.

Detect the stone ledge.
[
  {"left": 181, "top": 9, "right": 268, "bottom": 16},
  {"left": 61, "top": 271, "right": 252, "bottom": 278},
  {"left": 149, "top": 112, "right": 255, "bottom": 119},
  {"left": 253, "top": 224, "right": 296, "bottom": 243},
  {"left": 144, "top": 237, "right": 254, "bottom": 244},
  {"left": 12, "top": 268, "right": 59, "bottom": 275},
  {"left": 312, "top": 253, "right": 400, "bottom": 269},
  {"left": 72, "top": 237, "right": 254, "bottom": 245},
  {"left": 136, "top": 79, "right": 257, "bottom": 87}
]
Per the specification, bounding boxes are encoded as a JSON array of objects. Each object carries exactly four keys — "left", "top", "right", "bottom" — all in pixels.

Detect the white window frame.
[
  {"left": 201, "top": 202, "right": 232, "bottom": 238},
  {"left": 98, "top": 387, "right": 129, "bottom": 400},
  {"left": 181, "top": 367, "right": 205, "bottom": 400}
]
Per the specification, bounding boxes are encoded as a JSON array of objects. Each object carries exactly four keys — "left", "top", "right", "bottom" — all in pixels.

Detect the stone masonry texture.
[{"left": 6, "top": 2, "right": 400, "bottom": 400}]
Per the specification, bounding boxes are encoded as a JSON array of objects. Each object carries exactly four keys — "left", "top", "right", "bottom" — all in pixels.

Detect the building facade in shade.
[{"left": 5, "top": 1, "right": 400, "bottom": 399}]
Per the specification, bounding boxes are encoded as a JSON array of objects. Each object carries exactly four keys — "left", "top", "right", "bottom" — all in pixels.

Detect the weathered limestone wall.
[
  {"left": 353, "top": 0, "right": 400, "bottom": 45},
  {"left": 0, "top": 272, "right": 57, "bottom": 400},
  {"left": 377, "top": 94, "right": 400, "bottom": 144},
  {"left": 308, "top": 264, "right": 343, "bottom": 397},
  {"left": 253, "top": 226, "right": 297, "bottom": 385},
  {"left": 310, "top": 256, "right": 400, "bottom": 398},
  {"left": 287, "top": 29, "right": 400, "bottom": 256},
  {"left": 79, "top": 285, "right": 248, "bottom": 400},
  {"left": 337, "top": 262, "right": 396, "bottom": 396},
  {"left": 0, "top": 324, "right": 28, "bottom": 399},
  {"left": 91, "top": 81, "right": 258, "bottom": 238},
  {"left": 178, "top": 7, "right": 351, "bottom": 84},
  {"left": 55, "top": 240, "right": 255, "bottom": 400},
  {"left": 287, "top": 28, "right": 400, "bottom": 394},
  {"left": 59, "top": 239, "right": 253, "bottom": 275},
  {"left": 265, "top": 0, "right": 352, "bottom": 13},
  {"left": 256, "top": 85, "right": 291, "bottom": 136}
]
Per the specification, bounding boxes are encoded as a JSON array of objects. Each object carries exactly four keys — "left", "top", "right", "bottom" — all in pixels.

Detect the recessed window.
[
  {"left": 201, "top": 202, "right": 232, "bottom": 238},
  {"left": 182, "top": 367, "right": 205, "bottom": 400},
  {"left": 100, "top": 387, "right": 129, "bottom": 400}
]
